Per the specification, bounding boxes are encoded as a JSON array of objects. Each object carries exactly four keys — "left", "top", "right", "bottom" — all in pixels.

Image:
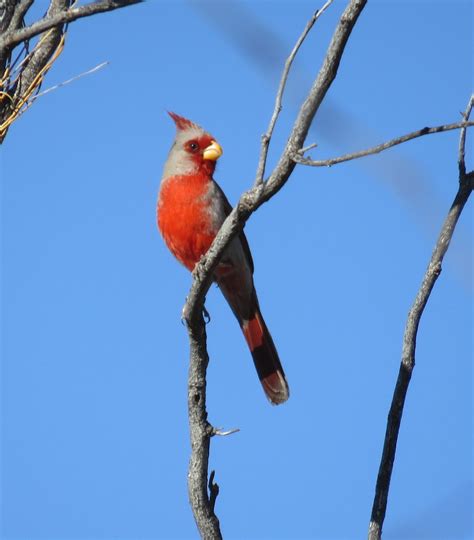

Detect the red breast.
[{"left": 158, "top": 173, "right": 216, "bottom": 271}]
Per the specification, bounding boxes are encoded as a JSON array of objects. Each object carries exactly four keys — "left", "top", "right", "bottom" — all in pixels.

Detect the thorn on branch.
[
  {"left": 202, "top": 305, "right": 211, "bottom": 324},
  {"left": 298, "top": 142, "right": 318, "bottom": 154},
  {"left": 466, "top": 170, "right": 474, "bottom": 190},
  {"left": 208, "top": 470, "right": 220, "bottom": 513},
  {"left": 212, "top": 427, "right": 241, "bottom": 437},
  {"left": 181, "top": 303, "right": 189, "bottom": 325}
]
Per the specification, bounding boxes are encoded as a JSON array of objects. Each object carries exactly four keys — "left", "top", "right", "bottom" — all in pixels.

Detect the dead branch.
[
  {"left": 293, "top": 120, "right": 474, "bottom": 167},
  {"left": 183, "top": 1, "right": 367, "bottom": 537},
  {"left": 368, "top": 94, "right": 474, "bottom": 540},
  {"left": 183, "top": 0, "right": 368, "bottom": 323},
  {"left": 254, "top": 0, "right": 334, "bottom": 186},
  {"left": 0, "top": 0, "right": 143, "bottom": 50}
]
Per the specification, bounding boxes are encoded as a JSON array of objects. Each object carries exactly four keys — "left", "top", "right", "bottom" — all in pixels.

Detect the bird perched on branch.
[{"left": 157, "top": 112, "right": 289, "bottom": 405}]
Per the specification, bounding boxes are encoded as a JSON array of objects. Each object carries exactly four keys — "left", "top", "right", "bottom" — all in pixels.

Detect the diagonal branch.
[
  {"left": 183, "top": 1, "right": 367, "bottom": 537},
  {"left": 293, "top": 120, "right": 474, "bottom": 167},
  {"left": 0, "top": 0, "right": 143, "bottom": 50},
  {"left": 368, "top": 93, "right": 474, "bottom": 540},
  {"left": 184, "top": 0, "right": 367, "bottom": 324}
]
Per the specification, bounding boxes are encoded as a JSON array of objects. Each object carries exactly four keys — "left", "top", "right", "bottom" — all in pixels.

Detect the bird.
[{"left": 157, "top": 112, "right": 289, "bottom": 405}]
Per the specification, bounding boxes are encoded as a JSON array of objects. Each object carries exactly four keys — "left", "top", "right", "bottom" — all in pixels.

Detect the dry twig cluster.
[{"left": 0, "top": 0, "right": 141, "bottom": 143}]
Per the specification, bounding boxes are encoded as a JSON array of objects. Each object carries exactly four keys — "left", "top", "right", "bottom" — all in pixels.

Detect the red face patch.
[{"left": 184, "top": 134, "right": 215, "bottom": 170}]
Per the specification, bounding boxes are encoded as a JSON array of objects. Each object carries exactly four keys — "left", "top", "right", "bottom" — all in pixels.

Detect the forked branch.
[
  {"left": 0, "top": 0, "right": 143, "bottom": 50},
  {"left": 368, "top": 94, "right": 474, "bottom": 540},
  {"left": 183, "top": 1, "right": 367, "bottom": 537},
  {"left": 293, "top": 120, "right": 474, "bottom": 167},
  {"left": 182, "top": 0, "right": 472, "bottom": 536}
]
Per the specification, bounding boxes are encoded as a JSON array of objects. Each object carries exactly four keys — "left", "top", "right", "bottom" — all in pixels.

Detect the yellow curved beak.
[{"left": 203, "top": 140, "right": 223, "bottom": 161}]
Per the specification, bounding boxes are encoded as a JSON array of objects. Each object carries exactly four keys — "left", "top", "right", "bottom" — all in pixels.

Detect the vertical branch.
[
  {"left": 186, "top": 312, "right": 222, "bottom": 539},
  {"left": 254, "top": 0, "right": 334, "bottom": 186},
  {"left": 368, "top": 94, "right": 474, "bottom": 540}
]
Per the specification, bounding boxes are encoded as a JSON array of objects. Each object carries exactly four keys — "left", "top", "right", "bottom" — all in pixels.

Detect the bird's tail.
[{"left": 241, "top": 307, "right": 289, "bottom": 405}]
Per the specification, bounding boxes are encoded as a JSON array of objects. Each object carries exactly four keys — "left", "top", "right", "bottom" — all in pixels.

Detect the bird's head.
[{"left": 163, "top": 112, "right": 223, "bottom": 178}]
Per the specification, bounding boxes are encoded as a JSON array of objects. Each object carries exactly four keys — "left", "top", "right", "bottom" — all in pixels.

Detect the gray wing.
[{"left": 213, "top": 179, "right": 255, "bottom": 274}]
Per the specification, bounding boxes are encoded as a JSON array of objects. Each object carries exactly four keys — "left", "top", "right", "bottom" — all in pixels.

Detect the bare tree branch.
[
  {"left": 254, "top": 0, "right": 334, "bottom": 186},
  {"left": 7, "top": 0, "right": 34, "bottom": 33},
  {"left": 186, "top": 319, "right": 222, "bottom": 539},
  {"left": 458, "top": 95, "right": 474, "bottom": 177},
  {"left": 183, "top": 1, "right": 367, "bottom": 537},
  {"left": 191, "top": 0, "right": 473, "bottom": 290},
  {"left": 368, "top": 93, "right": 474, "bottom": 540},
  {"left": 0, "top": 0, "right": 21, "bottom": 70},
  {"left": 184, "top": 0, "right": 367, "bottom": 323},
  {"left": 14, "top": 0, "right": 68, "bottom": 93},
  {"left": 0, "top": 0, "right": 143, "bottom": 50},
  {"left": 0, "top": 0, "right": 19, "bottom": 33},
  {"left": 293, "top": 120, "right": 474, "bottom": 167}
]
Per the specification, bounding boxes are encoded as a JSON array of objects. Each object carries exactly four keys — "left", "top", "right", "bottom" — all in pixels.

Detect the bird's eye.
[{"left": 188, "top": 141, "right": 199, "bottom": 153}]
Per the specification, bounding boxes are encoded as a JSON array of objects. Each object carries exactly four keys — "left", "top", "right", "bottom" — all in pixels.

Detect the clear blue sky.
[{"left": 1, "top": 1, "right": 472, "bottom": 539}]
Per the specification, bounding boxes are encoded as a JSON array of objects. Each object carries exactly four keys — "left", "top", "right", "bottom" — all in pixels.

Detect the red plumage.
[{"left": 157, "top": 112, "right": 289, "bottom": 405}]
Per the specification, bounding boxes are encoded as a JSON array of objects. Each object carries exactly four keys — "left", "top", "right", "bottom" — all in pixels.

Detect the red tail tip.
[{"left": 262, "top": 371, "right": 290, "bottom": 405}]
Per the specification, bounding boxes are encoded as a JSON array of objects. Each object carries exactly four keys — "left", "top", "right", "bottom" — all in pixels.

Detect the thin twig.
[
  {"left": 368, "top": 95, "right": 474, "bottom": 540},
  {"left": 0, "top": 0, "right": 143, "bottom": 50},
  {"left": 212, "top": 427, "right": 240, "bottom": 437},
  {"left": 293, "top": 120, "right": 474, "bottom": 167},
  {"left": 458, "top": 95, "right": 474, "bottom": 177},
  {"left": 254, "top": 0, "right": 334, "bottom": 186},
  {"left": 298, "top": 142, "right": 318, "bottom": 154},
  {"left": 29, "top": 60, "right": 108, "bottom": 100}
]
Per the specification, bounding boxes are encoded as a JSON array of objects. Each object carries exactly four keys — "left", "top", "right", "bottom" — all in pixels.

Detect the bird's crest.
[{"left": 167, "top": 111, "right": 200, "bottom": 132}]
